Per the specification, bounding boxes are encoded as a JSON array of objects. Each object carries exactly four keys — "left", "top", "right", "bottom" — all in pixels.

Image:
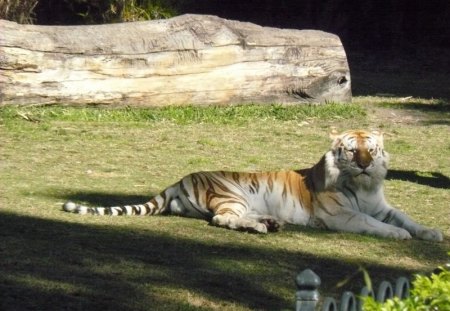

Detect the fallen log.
[{"left": 0, "top": 14, "right": 351, "bottom": 106}]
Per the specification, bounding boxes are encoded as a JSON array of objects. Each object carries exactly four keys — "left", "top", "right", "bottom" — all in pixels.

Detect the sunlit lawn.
[{"left": 0, "top": 98, "right": 449, "bottom": 310}]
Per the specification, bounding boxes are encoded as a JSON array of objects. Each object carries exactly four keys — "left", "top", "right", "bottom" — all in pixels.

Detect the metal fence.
[{"left": 295, "top": 269, "right": 410, "bottom": 311}]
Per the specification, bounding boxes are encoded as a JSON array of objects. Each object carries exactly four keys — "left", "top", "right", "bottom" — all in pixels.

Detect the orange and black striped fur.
[{"left": 63, "top": 130, "right": 443, "bottom": 241}]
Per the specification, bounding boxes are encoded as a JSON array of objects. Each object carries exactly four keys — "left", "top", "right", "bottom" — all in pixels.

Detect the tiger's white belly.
[{"left": 247, "top": 192, "right": 311, "bottom": 225}]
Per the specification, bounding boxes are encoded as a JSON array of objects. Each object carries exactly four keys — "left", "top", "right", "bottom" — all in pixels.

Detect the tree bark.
[{"left": 0, "top": 14, "right": 351, "bottom": 106}]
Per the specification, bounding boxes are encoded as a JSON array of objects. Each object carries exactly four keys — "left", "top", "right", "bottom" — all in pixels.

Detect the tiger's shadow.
[
  {"left": 386, "top": 169, "right": 450, "bottom": 189},
  {"left": 61, "top": 191, "right": 152, "bottom": 207}
]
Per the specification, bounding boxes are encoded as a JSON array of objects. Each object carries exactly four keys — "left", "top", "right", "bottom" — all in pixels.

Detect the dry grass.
[
  {"left": 0, "top": 0, "right": 38, "bottom": 23},
  {"left": 0, "top": 99, "right": 449, "bottom": 310}
]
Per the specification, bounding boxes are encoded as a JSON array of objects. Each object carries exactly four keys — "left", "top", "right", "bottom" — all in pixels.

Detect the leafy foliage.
[
  {"left": 363, "top": 263, "right": 450, "bottom": 311},
  {"left": 0, "top": 0, "right": 38, "bottom": 23},
  {"left": 0, "top": 0, "right": 176, "bottom": 24},
  {"left": 68, "top": 0, "right": 176, "bottom": 23},
  {"left": 117, "top": 0, "right": 175, "bottom": 21}
]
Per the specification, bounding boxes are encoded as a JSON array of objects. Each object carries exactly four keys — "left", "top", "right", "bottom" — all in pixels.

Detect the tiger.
[{"left": 63, "top": 129, "right": 443, "bottom": 241}]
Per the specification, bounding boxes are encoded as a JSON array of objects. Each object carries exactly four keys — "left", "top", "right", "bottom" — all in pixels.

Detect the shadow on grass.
[
  {"left": 375, "top": 100, "right": 450, "bottom": 125},
  {"left": 387, "top": 170, "right": 450, "bottom": 189},
  {"left": 1, "top": 207, "right": 448, "bottom": 310},
  {"left": 384, "top": 101, "right": 450, "bottom": 112},
  {"left": 62, "top": 191, "right": 151, "bottom": 206}
]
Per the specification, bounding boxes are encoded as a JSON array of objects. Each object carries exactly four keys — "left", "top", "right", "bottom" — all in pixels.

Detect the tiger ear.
[
  {"left": 371, "top": 130, "right": 382, "bottom": 137},
  {"left": 329, "top": 128, "right": 342, "bottom": 149},
  {"left": 329, "top": 128, "right": 340, "bottom": 140},
  {"left": 372, "top": 130, "right": 385, "bottom": 147}
]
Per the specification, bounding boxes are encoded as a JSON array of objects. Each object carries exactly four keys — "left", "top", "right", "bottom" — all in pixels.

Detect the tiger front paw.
[
  {"left": 417, "top": 228, "right": 443, "bottom": 242},
  {"left": 211, "top": 215, "right": 268, "bottom": 234},
  {"left": 387, "top": 228, "right": 412, "bottom": 240},
  {"left": 259, "top": 218, "right": 283, "bottom": 232}
]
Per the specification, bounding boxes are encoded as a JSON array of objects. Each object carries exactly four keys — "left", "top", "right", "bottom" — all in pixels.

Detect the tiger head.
[{"left": 328, "top": 129, "right": 389, "bottom": 188}]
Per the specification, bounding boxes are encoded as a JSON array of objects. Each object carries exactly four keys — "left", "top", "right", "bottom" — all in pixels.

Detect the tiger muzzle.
[{"left": 354, "top": 148, "right": 373, "bottom": 170}]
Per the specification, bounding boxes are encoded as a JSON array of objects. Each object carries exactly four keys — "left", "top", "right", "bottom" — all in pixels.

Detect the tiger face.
[{"left": 329, "top": 130, "right": 389, "bottom": 186}]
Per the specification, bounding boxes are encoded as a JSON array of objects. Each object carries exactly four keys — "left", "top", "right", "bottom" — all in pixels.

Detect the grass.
[
  {"left": 0, "top": 102, "right": 366, "bottom": 124},
  {"left": 0, "top": 99, "right": 449, "bottom": 310}
]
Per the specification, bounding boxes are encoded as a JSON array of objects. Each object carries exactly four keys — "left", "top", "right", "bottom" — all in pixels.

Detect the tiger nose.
[{"left": 355, "top": 149, "right": 373, "bottom": 169}]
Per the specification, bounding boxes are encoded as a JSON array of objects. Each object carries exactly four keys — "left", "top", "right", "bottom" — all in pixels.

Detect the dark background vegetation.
[
  {"left": 2, "top": 0, "right": 449, "bottom": 50},
  {"left": 8, "top": 1, "right": 450, "bottom": 50}
]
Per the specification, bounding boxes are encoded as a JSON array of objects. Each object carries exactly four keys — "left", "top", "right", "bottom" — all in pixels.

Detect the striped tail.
[{"left": 62, "top": 191, "right": 173, "bottom": 216}]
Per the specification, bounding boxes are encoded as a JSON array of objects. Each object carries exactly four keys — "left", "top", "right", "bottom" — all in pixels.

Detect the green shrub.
[
  {"left": 71, "top": 0, "right": 176, "bottom": 23},
  {"left": 363, "top": 264, "right": 450, "bottom": 311},
  {"left": 116, "top": 0, "right": 175, "bottom": 21},
  {"left": 0, "top": 0, "right": 38, "bottom": 23},
  {"left": 0, "top": 0, "right": 175, "bottom": 25}
]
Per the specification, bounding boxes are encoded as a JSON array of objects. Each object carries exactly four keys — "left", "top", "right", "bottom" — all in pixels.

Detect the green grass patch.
[
  {"left": 0, "top": 102, "right": 365, "bottom": 125},
  {"left": 0, "top": 99, "right": 448, "bottom": 310}
]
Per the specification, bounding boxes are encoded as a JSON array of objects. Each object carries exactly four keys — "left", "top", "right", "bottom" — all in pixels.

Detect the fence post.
[{"left": 295, "top": 269, "right": 321, "bottom": 311}]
